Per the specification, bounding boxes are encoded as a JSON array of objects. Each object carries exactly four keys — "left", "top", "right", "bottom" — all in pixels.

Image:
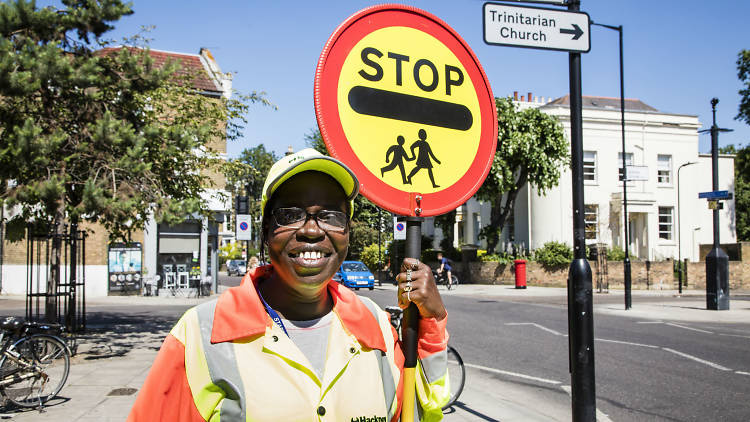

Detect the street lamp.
[
  {"left": 591, "top": 21, "right": 631, "bottom": 309},
  {"left": 677, "top": 161, "right": 697, "bottom": 294}
]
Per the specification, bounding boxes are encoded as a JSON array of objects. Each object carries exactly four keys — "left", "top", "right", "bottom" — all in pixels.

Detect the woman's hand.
[{"left": 396, "top": 258, "right": 447, "bottom": 321}]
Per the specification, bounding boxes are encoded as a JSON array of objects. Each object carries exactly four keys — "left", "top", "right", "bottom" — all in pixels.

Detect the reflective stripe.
[
  {"left": 359, "top": 297, "right": 397, "bottom": 421},
  {"left": 420, "top": 349, "right": 447, "bottom": 384},
  {"left": 196, "top": 300, "right": 247, "bottom": 422}
]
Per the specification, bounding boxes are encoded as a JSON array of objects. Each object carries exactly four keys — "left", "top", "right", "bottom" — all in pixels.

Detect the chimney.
[
  {"left": 520, "top": 95, "right": 525, "bottom": 101},
  {"left": 513, "top": 91, "right": 518, "bottom": 101},
  {"left": 527, "top": 92, "right": 532, "bottom": 102}
]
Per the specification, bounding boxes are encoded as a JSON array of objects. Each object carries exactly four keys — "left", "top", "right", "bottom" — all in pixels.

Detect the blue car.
[{"left": 334, "top": 261, "right": 375, "bottom": 290}]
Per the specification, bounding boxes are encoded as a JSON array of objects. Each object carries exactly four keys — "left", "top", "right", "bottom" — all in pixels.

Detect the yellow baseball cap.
[{"left": 261, "top": 148, "right": 359, "bottom": 217}]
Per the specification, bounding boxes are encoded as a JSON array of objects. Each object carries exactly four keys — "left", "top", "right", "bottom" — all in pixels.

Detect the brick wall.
[
  {"left": 459, "top": 259, "right": 750, "bottom": 290},
  {"left": 1, "top": 222, "right": 144, "bottom": 266}
]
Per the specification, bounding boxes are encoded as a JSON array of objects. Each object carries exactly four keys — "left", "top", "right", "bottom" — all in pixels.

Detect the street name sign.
[
  {"left": 483, "top": 2, "right": 590, "bottom": 53},
  {"left": 698, "top": 190, "right": 733, "bottom": 200},
  {"left": 235, "top": 214, "right": 252, "bottom": 241},
  {"left": 315, "top": 4, "right": 497, "bottom": 217},
  {"left": 625, "top": 165, "right": 649, "bottom": 181}
]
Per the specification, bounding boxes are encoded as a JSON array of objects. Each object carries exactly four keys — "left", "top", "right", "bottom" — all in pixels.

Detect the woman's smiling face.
[{"left": 264, "top": 171, "right": 350, "bottom": 292}]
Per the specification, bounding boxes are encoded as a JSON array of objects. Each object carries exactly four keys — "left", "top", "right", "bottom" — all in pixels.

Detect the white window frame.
[
  {"left": 658, "top": 206, "right": 674, "bottom": 241},
  {"left": 584, "top": 204, "right": 599, "bottom": 242},
  {"left": 583, "top": 151, "right": 597, "bottom": 183},
  {"left": 657, "top": 154, "right": 672, "bottom": 186}
]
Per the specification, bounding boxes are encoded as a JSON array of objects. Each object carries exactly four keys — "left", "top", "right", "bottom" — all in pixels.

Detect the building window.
[
  {"left": 584, "top": 204, "right": 598, "bottom": 241},
  {"left": 658, "top": 207, "right": 673, "bottom": 240},
  {"left": 657, "top": 154, "right": 672, "bottom": 184},
  {"left": 583, "top": 151, "right": 597, "bottom": 182},
  {"left": 618, "top": 152, "right": 634, "bottom": 181}
]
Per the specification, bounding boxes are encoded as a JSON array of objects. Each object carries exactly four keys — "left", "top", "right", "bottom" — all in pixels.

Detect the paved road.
[
  {"left": 220, "top": 273, "right": 750, "bottom": 420},
  {"left": 353, "top": 286, "right": 750, "bottom": 422}
]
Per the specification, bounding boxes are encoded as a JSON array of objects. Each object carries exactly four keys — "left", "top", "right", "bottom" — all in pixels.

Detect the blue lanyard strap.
[{"left": 256, "top": 285, "right": 288, "bottom": 336}]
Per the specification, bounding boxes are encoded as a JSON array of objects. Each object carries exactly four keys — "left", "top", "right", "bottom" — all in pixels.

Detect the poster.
[{"left": 108, "top": 242, "right": 142, "bottom": 294}]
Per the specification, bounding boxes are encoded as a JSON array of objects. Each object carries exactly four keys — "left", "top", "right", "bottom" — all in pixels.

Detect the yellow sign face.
[{"left": 337, "top": 26, "right": 481, "bottom": 194}]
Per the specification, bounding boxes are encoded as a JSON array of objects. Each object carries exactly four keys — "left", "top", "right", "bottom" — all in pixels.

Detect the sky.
[{"left": 99, "top": 0, "right": 750, "bottom": 158}]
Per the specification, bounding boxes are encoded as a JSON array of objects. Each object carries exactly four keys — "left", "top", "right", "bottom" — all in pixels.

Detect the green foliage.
[
  {"left": 533, "top": 241, "right": 573, "bottom": 267},
  {"left": 735, "top": 146, "right": 750, "bottom": 241},
  {"left": 477, "top": 97, "right": 569, "bottom": 253},
  {"left": 606, "top": 245, "right": 636, "bottom": 261},
  {"left": 235, "top": 144, "right": 279, "bottom": 201},
  {"left": 348, "top": 220, "right": 379, "bottom": 259},
  {"left": 736, "top": 50, "right": 750, "bottom": 126},
  {"left": 0, "top": 0, "right": 270, "bottom": 241},
  {"left": 720, "top": 142, "right": 749, "bottom": 241},
  {"left": 479, "top": 252, "right": 515, "bottom": 264},
  {"left": 359, "top": 243, "right": 382, "bottom": 273}
]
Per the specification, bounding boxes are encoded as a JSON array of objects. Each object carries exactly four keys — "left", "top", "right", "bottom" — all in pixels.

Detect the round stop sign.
[{"left": 315, "top": 4, "right": 497, "bottom": 217}]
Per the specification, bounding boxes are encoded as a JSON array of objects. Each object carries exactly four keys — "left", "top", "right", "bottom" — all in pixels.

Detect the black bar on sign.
[{"left": 348, "top": 85, "right": 473, "bottom": 131}]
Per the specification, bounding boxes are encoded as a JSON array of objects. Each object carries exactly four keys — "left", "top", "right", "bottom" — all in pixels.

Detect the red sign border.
[{"left": 314, "top": 4, "right": 497, "bottom": 217}]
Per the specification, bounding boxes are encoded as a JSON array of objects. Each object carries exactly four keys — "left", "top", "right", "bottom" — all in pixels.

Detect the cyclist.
[
  {"left": 128, "top": 149, "right": 450, "bottom": 421},
  {"left": 436, "top": 252, "right": 453, "bottom": 289}
]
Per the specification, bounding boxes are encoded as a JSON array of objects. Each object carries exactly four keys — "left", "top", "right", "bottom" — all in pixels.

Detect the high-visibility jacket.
[{"left": 127, "top": 265, "right": 450, "bottom": 421}]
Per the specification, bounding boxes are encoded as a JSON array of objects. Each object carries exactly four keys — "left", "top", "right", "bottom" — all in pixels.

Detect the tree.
[
  {"left": 736, "top": 50, "right": 750, "bottom": 125},
  {"left": 236, "top": 144, "right": 279, "bottom": 202},
  {"left": 476, "top": 97, "right": 569, "bottom": 253},
  {"left": 720, "top": 144, "right": 749, "bottom": 241},
  {"left": 733, "top": 50, "right": 750, "bottom": 241},
  {"left": 0, "top": 0, "right": 268, "bottom": 318}
]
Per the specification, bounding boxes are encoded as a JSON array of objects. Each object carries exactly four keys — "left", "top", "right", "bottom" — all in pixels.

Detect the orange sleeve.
[
  {"left": 417, "top": 314, "right": 449, "bottom": 359},
  {"left": 127, "top": 334, "right": 205, "bottom": 422}
]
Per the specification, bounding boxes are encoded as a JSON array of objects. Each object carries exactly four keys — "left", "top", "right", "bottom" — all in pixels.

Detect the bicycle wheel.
[
  {"left": 450, "top": 275, "right": 458, "bottom": 289},
  {"left": 0, "top": 334, "right": 70, "bottom": 407},
  {"left": 442, "top": 344, "right": 465, "bottom": 410}
]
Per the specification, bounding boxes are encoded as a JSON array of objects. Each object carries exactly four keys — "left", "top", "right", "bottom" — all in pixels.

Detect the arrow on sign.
[{"left": 560, "top": 24, "right": 584, "bottom": 40}]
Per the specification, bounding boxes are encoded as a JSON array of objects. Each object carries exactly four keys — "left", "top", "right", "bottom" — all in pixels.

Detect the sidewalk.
[{"left": 0, "top": 284, "right": 746, "bottom": 421}]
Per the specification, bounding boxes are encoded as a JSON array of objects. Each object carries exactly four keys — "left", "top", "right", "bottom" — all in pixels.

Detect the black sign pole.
[
  {"left": 703, "top": 98, "right": 732, "bottom": 310},
  {"left": 567, "top": 1, "right": 596, "bottom": 420},
  {"left": 401, "top": 215, "right": 423, "bottom": 421}
]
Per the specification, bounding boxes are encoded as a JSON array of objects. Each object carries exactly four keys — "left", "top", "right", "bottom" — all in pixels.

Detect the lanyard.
[{"left": 256, "top": 285, "right": 289, "bottom": 336}]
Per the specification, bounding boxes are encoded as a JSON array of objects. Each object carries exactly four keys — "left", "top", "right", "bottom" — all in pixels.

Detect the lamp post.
[
  {"left": 591, "top": 21, "right": 631, "bottom": 309},
  {"left": 677, "top": 161, "right": 697, "bottom": 294},
  {"left": 698, "top": 98, "right": 732, "bottom": 310}
]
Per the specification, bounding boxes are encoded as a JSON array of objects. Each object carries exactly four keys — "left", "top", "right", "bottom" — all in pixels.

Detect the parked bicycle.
[
  {"left": 433, "top": 269, "right": 458, "bottom": 290},
  {"left": 384, "top": 306, "right": 465, "bottom": 410},
  {"left": 0, "top": 317, "right": 71, "bottom": 409}
]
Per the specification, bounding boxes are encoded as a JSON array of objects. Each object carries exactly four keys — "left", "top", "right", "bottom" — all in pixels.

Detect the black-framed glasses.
[{"left": 271, "top": 207, "right": 348, "bottom": 233}]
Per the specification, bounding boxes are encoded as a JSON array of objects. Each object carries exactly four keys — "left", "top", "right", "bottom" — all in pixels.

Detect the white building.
[{"left": 425, "top": 94, "right": 736, "bottom": 262}]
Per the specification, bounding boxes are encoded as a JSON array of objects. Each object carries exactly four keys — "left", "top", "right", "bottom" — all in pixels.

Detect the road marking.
[
  {"left": 595, "top": 338, "right": 659, "bottom": 349},
  {"left": 662, "top": 347, "right": 732, "bottom": 371},
  {"left": 665, "top": 323, "right": 713, "bottom": 334},
  {"left": 637, "top": 321, "right": 714, "bottom": 334},
  {"left": 719, "top": 333, "right": 750, "bottom": 339},
  {"left": 505, "top": 322, "right": 564, "bottom": 336},
  {"left": 560, "top": 385, "right": 614, "bottom": 422},
  {"left": 464, "top": 362, "right": 561, "bottom": 385}
]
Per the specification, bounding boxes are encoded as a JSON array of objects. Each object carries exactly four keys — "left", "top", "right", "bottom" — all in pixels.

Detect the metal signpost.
[
  {"left": 698, "top": 99, "right": 732, "bottom": 310},
  {"left": 315, "top": 5, "right": 497, "bottom": 420},
  {"left": 484, "top": 1, "right": 595, "bottom": 419}
]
